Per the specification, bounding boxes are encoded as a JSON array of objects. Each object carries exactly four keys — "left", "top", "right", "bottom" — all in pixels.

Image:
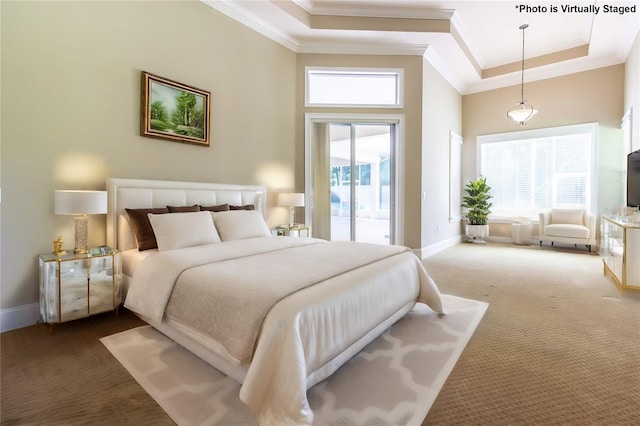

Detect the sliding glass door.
[{"left": 311, "top": 121, "right": 394, "bottom": 245}]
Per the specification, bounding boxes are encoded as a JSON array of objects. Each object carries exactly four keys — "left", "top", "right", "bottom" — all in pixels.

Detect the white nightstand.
[
  {"left": 38, "top": 250, "right": 122, "bottom": 324},
  {"left": 272, "top": 225, "right": 311, "bottom": 237}
]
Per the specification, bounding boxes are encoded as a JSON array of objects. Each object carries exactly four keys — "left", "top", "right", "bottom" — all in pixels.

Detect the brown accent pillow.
[
  {"left": 230, "top": 204, "right": 255, "bottom": 210},
  {"left": 167, "top": 205, "right": 200, "bottom": 212},
  {"left": 125, "top": 207, "right": 169, "bottom": 251},
  {"left": 199, "top": 204, "right": 230, "bottom": 212}
]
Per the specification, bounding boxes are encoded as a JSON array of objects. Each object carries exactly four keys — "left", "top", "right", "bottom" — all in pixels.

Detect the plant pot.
[{"left": 465, "top": 224, "right": 489, "bottom": 243}]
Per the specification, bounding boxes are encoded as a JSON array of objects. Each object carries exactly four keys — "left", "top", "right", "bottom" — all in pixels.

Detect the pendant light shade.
[
  {"left": 507, "top": 101, "right": 538, "bottom": 123},
  {"left": 508, "top": 24, "right": 537, "bottom": 125}
]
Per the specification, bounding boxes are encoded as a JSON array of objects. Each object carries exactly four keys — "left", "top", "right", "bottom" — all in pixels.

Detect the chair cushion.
[
  {"left": 550, "top": 209, "right": 584, "bottom": 225},
  {"left": 544, "top": 224, "right": 590, "bottom": 239}
]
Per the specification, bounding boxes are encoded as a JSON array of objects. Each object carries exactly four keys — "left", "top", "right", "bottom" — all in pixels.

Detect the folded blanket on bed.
[
  {"left": 125, "top": 236, "right": 323, "bottom": 324},
  {"left": 126, "top": 237, "right": 412, "bottom": 363}
]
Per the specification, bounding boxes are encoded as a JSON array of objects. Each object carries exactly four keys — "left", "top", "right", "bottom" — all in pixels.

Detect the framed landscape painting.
[{"left": 141, "top": 71, "right": 210, "bottom": 146}]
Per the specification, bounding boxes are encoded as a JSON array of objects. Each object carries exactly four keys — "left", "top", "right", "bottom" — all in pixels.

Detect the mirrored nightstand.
[
  {"left": 272, "top": 225, "right": 311, "bottom": 238},
  {"left": 39, "top": 250, "right": 122, "bottom": 324}
]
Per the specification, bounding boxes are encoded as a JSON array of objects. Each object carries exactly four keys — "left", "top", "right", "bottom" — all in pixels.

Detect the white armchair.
[{"left": 538, "top": 209, "right": 597, "bottom": 252}]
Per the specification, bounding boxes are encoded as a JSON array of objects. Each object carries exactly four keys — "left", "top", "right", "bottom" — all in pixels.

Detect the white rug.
[{"left": 101, "top": 294, "right": 487, "bottom": 425}]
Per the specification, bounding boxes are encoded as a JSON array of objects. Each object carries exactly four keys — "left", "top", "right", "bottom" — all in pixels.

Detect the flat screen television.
[{"left": 628, "top": 149, "right": 640, "bottom": 208}]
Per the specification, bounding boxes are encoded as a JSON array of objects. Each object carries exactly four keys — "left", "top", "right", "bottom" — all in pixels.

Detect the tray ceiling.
[{"left": 202, "top": 0, "right": 639, "bottom": 94}]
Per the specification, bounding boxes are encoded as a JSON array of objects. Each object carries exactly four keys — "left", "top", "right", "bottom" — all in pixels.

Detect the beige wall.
[
  {"left": 462, "top": 65, "right": 625, "bottom": 238},
  {"left": 421, "top": 59, "right": 463, "bottom": 247},
  {"left": 295, "top": 54, "right": 426, "bottom": 248},
  {"left": 1, "top": 1, "right": 296, "bottom": 309},
  {"left": 625, "top": 32, "right": 640, "bottom": 152}
]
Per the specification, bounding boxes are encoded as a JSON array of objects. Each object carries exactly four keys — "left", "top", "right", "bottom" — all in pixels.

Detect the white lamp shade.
[
  {"left": 278, "top": 192, "right": 305, "bottom": 207},
  {"left": 55, "top": 190, "right": 107, "bottom": 215}
]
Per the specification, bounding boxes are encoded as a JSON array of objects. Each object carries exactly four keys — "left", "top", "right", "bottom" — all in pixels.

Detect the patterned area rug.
[{"left": 101, "top": 294, "right": 487, "bottom": 425}]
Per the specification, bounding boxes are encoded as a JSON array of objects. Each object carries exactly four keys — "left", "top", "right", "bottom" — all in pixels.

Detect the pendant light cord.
[
  {"left": 520, "top": 24, "right": 529, "bottom": 104},
  {"left": 519, "top": 24, "right": 528, "bottom": 103}
]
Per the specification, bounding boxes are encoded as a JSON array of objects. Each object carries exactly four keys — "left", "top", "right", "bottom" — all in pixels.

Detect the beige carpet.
[
  {"left": 422, "top": 242, "right": 640, "bottom": 425},
  {"left": 101, "top": 294, "right": 487, "bottom": 425},
  {"left": 3, "top": 242, "right": 638, "bottom": 425}
]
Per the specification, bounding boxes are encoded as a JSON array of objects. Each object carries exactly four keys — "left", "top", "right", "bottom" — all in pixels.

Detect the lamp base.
[
  {"left": 289, "top": 206, "right": 296, "bottom": 229},
  {"left": 74, "top": 214, "right": 89, "bottom": 254}
]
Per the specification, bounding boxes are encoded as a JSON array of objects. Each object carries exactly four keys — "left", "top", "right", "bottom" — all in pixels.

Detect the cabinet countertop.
[{"left": 601, "top": 215, "right": 640, "bottom": 228}]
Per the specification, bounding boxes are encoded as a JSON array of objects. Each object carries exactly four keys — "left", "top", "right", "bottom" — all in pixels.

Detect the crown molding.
[
  {"left": 295, "top": 0, "right": 455, "bottom": 20},
  {"left": 483, "top": 45, "right": 589, "bottom": 79},
  {"left": 297, "top": 41, "right": 429, "bottom": 56},
  {"left": 464, "top": 55, "right": 625, "bottom": 95},
  {"left": 449, "top": 12, "right": 482, "bottom": 76},
  {"left": 617, "top": 23, "right": 640, "bottom": 60},
  {"left": 201, "top": 0, "right": 300, "bottom": 52},
  {"left": 292, "top": 0, "right": 315, "bottom": 13},
  {"left": 423, "top": 45, "right": 466, "bottom": 94}
]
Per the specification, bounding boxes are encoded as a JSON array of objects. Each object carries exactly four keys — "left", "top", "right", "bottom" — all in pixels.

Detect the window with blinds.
[{"left": 478, "top": 123, "right": 597, "bottom": 218}]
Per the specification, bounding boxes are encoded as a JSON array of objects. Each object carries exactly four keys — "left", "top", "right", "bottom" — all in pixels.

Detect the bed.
[{"left": 106, "top": 177, "right": 444, "bottom": 425}]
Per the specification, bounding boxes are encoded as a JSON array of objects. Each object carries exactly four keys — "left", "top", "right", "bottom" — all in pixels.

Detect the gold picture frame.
[{"left": 140, "top": 71, "right": 210, "bottom": 146}]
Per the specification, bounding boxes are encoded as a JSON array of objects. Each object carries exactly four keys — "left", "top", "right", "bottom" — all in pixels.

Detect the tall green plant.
[{"left": 462, "top": 176, "right": 493, "bottom": 225}]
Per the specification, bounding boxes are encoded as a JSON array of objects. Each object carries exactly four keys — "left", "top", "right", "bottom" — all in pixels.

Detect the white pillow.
[
  {"left": 551, "top": 209, "right": 584, "bottom": 225},
  {"left": 148, "top": 211, "right": 221, "bottom": 251},
  {"left": 212, "top": 210, "right": 272, "bottom": 241}
]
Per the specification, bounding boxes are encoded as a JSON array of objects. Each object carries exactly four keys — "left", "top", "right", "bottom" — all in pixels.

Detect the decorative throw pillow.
[
  {"left": 125, "top": 207, "right": 170, "bottom": 251},
  {"left": 229, "top": 204, "right": 255, "bottom": 210},
  {"left": 167, "top": 205, "right": 200, "bottom": 212},
  {"left": 212, "top": 210, "right": 271, "bottom": 241},
  {"left": 148, "top": 211, "right": 221, "bottom": 251},
  {"left": 551, "top": 209, "right": 584, "bottom": 226},
  {"left": 199, "top": 204, "right": 231, "bottom": 212}
]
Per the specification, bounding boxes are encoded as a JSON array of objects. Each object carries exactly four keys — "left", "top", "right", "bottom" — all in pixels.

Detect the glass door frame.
[{"left": 304, "top": 112, "right": 405, "bottom": 245}]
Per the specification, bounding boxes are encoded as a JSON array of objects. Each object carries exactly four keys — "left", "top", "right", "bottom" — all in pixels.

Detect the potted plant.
[{"left": 462, "top": 176, "right": 493, "bottom": 243}]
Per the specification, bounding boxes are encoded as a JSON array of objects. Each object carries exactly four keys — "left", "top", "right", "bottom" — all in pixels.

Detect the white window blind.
[
  {"left": 449, "top": 131, "right": 463, "bottom": 221},
  {"left": 479, "top": 123, "right": 596, "bottom": 218}
]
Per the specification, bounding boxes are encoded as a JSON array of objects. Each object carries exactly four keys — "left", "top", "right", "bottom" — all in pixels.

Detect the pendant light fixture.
[{"left": 507, "top": 24, "right": 538, "bottom": 125}]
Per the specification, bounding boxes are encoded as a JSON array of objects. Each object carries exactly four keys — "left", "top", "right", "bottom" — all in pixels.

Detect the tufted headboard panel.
[{"left": 106, "top": 178, "right": 267, "bottom": 251}]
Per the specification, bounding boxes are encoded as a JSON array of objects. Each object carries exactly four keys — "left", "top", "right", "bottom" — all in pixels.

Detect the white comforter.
[{"left": 125, "top": 237, "right": 443, "bottom": 425}]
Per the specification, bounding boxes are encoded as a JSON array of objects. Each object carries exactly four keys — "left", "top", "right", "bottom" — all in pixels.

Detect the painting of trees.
[{"left": 142, "top": 72, "right": 210, "bottom": 146}]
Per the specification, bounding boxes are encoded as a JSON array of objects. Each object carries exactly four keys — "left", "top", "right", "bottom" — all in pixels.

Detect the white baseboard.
[
  {"left": 418, "top": 235, "right": 464, "bottom": 259},
  {"left": 0, "top": 303, "right": 40, "bottom": 333}
]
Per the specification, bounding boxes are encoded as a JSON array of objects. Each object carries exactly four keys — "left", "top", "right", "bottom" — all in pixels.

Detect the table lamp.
[
  {"left": 55, "top": 190, "right": 107, "bottom": 254},
  {"left": 278, "top": 192, "right": 304, "bottom": 229}
]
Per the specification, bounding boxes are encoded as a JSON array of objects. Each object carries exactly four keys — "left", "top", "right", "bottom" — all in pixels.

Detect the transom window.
[
  {"left": 478, "top": 123, "right": 597, "bottom": 219},
  {"left": 305, "top": 67, "right": 403, "bottom": 108}
]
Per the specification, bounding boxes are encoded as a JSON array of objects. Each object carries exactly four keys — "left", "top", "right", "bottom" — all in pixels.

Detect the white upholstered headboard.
[{"left": 106, "top": 178, "right": 267, "bottom": 251}]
